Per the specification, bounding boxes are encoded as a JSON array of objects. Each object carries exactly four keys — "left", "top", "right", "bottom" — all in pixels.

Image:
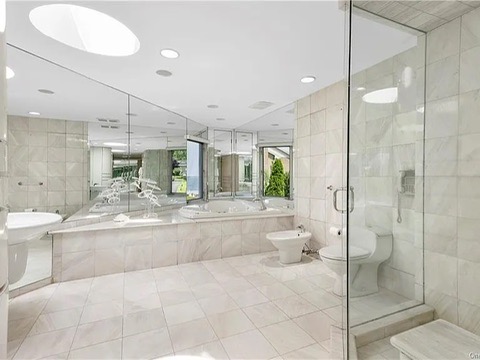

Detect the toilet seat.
[{"left": 319, "top": 244, "right": 370, "bottom": 261}]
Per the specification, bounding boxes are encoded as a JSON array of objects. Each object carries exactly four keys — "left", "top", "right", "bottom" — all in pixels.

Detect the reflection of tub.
[
  {"left": 179, "top": 199, "right": 283, "bottom": 219},
  {"left": 264, "top": 198, "right": 294, "bottom": 210}
]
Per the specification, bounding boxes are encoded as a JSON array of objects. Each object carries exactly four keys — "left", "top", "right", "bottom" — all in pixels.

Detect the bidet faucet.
[{"left": 297, "top": 224, "right": 305, "bottom": 233}]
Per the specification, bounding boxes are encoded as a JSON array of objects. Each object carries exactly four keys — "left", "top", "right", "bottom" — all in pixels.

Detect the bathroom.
[{"left": 1, "top": 1, "right": 480, "bottom": 359}]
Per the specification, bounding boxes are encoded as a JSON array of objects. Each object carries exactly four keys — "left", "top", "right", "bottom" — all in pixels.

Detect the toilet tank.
[{"left": 349, "top": 226, "right": 392, "bottom": 262}]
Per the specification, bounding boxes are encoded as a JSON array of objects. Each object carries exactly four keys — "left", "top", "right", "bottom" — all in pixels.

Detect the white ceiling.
[{"left": 6, "top": 1, "right": 418, "bottom": 130}]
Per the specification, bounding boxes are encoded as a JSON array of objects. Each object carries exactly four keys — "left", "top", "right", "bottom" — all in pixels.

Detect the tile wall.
[
  {"left": 349, "top": 42, "right": 425, "bottom": 301},
  {"left": 52, "top": 215, "right": 293, "bottom": 282},
  {"left": 423, "top": 6, "right": 480, "bottom": 335},
  {"left": 7, "top": 116, "right": 89, "bottom": 217},
  {"left": 294, "top": 80, "right": 346, "bottom": 250}
]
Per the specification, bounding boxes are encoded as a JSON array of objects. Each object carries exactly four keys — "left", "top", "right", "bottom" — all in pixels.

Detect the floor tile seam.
[
  {"left": 204, "top": 308, "right": 253, "bottom": 340},
  {"left": 9, "top": 295, "right": 53, "bottom": 360},
  {"left": 67, "top": 335, "right": 123, "bottom": 357},
  {"left": 66, "top": 278, "right": 96, "bottom": 358},
  {"left": 26, "top": 307, "right": 84, "bottom": 337}
]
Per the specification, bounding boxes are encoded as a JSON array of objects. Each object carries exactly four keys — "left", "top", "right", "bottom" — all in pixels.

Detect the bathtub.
[{"left": 179, "top": 199, "right": 283, "bottom": 219}]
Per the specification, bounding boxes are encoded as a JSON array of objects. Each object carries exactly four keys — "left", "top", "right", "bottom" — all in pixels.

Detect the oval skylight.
[
  {"left": 362, "top": 87, "right": 398, "bottom": 104},
  {"left": 29, "top": 4, "right": 140, "bottom": 57}
]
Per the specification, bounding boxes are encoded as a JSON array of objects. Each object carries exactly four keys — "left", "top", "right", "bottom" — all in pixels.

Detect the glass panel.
[{"left": 347, "top": 3, "right": 425, "bottom": 333}]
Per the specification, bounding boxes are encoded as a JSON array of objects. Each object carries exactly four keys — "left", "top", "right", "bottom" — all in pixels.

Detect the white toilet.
[
  {"left": 319, "top": 226, "right": 392, "bottom": 297},
  {"left": 267, "top": 230, "right": 312, "bottom": 264}
]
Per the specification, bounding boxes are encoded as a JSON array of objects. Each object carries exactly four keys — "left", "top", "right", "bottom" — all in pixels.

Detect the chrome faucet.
[
  {"left": 297, "top": 224, "right": 305, "bottom": 233},
  {"left": 252, "top": 197, "right": 267, "bottom": 211}
]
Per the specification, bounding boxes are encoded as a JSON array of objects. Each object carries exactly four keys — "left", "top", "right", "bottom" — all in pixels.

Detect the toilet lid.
[{"left": 319, "top": 244, "right": 370, "bottom": 261}]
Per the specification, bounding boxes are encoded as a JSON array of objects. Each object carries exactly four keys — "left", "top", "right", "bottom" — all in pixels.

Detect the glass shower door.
[{"left": 346, "top": 0, "right": 426, "bottom": 344}]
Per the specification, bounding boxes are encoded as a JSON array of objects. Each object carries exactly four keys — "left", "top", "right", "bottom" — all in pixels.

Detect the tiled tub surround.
[
  {"left": 7, "top": 251, "right": 417, "bottom": 360},
  {"left": 421, "top": 6, "right": 480, "bottom": 336},
  {"left": 7, "top": 115, "right": 89, "bottom": 217},
  {"left": 51, "top": 212, "right": 294, "bottom": 282}
]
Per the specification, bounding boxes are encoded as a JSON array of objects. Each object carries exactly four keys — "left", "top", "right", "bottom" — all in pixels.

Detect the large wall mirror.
[
  {"left": 7, "top": 45, "right": 195, "bottom": 224},
  {"left": 6, "top": 45, "right": 207, "bottom": 289}
]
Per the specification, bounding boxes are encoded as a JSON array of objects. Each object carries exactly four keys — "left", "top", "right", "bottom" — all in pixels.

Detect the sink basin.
[
  {"left": 266, "top": 230, "right": 312, "bottom": 264},
  {"left": 7, "top": 212, "right": 63, "bottom": 284}
]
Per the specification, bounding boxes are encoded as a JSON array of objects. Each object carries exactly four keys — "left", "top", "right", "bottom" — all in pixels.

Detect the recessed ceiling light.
[
  {"left": 362, "top": 87, "right": 398, "bottom": 104},
  {"left": 301, "top": 76, "right": 316, "bottom": 84},
  {"left": 6, "top": 66, "right": 14, "bottom": 79},
  {"left": 38, "top": 89, "right": 54, "bottom": 94},
  {"left": 104, "top": 142, "right": 127, "bottom": 147},
  {"left": 216, "top": 118, "right": 225, "bottom": 121},
  {"left": 167, "top": 122, "right": 176, "bottom": 125},
  {"left": 160, "top": 48, "right": 179, "bottom": 59},
  {"left": 356, "top": 87, "right": 366, "bottom": 91},
  {"left": 156, "top": 69, "right": 172, "bottom": 77},
  {"left": 28, "top": 111, "right": 40, "bottom": 116},
  {"left": 271, "top": 123, "right": 279, "bottom": 127},
  {"left": 207, "top": 105, "right": 219, "bottom": 109},
  {"left": 126, "top": 113, "right": 137, "bottom": 117},
  {"left": 29, "top": 4, "right": 140, "bottom": 57}
]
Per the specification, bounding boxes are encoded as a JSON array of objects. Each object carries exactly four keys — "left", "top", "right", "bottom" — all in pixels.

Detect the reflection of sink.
[
  {"left": 266, "top": 230, "right": 312, "bottom": 264},
  {"left": 7, "top": 212, "right": 63, "bottom": 284}
]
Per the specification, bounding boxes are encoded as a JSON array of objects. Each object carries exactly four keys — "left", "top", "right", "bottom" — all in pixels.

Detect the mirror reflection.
[
  {"left": 236, "top": 103, "right": 294, "bottom": 205},
  {"left": 88, "top": 104, "right": 188, "bottom": 216},
  {"left": 208, "top": 129, "right": 233, "bottom": 198},
  {"left": 5, "top": 45, "right": 202, "bottom": 289}
]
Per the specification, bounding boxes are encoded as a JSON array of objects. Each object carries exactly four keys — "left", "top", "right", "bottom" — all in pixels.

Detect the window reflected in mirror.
[{"left": 261, "top": 146, "right": 292, "bottom": 198}]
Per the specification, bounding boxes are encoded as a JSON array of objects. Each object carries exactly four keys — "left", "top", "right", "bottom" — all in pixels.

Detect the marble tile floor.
[
  {"left": 7, "top": 251, "right": 411, "bottom": 360},
  {"left": 8, "top": 252, "right": 338, "bottom": 360},
  {"left": 357, "top": 337, "right": 399, "bottom": 360},
  {"left": 11, "top": 236, "right": 52, "bottom": 291}
]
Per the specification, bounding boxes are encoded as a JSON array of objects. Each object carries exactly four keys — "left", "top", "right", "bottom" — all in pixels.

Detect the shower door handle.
[
  {"left": 333, "top": 188, "right": 346, "bottom": 214},
  {"left": 349, "top": 186, "right": 354, "bottom": 213},
  {"left": 332, "top": 186, "right": 355, "bottom": 214}
]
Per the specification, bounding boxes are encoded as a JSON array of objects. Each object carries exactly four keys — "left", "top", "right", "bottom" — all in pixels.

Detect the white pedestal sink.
[
  {"left": 7, "top": 212, "right": 63, "bottom": 284},
  {"left": 266, "top": 230, "right": 312, "bottom": 264}
]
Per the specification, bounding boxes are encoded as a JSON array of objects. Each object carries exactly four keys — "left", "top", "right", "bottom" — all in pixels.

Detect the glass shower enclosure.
[{"left": 342, "top": 2, "right": 426, "bottom": 357}]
